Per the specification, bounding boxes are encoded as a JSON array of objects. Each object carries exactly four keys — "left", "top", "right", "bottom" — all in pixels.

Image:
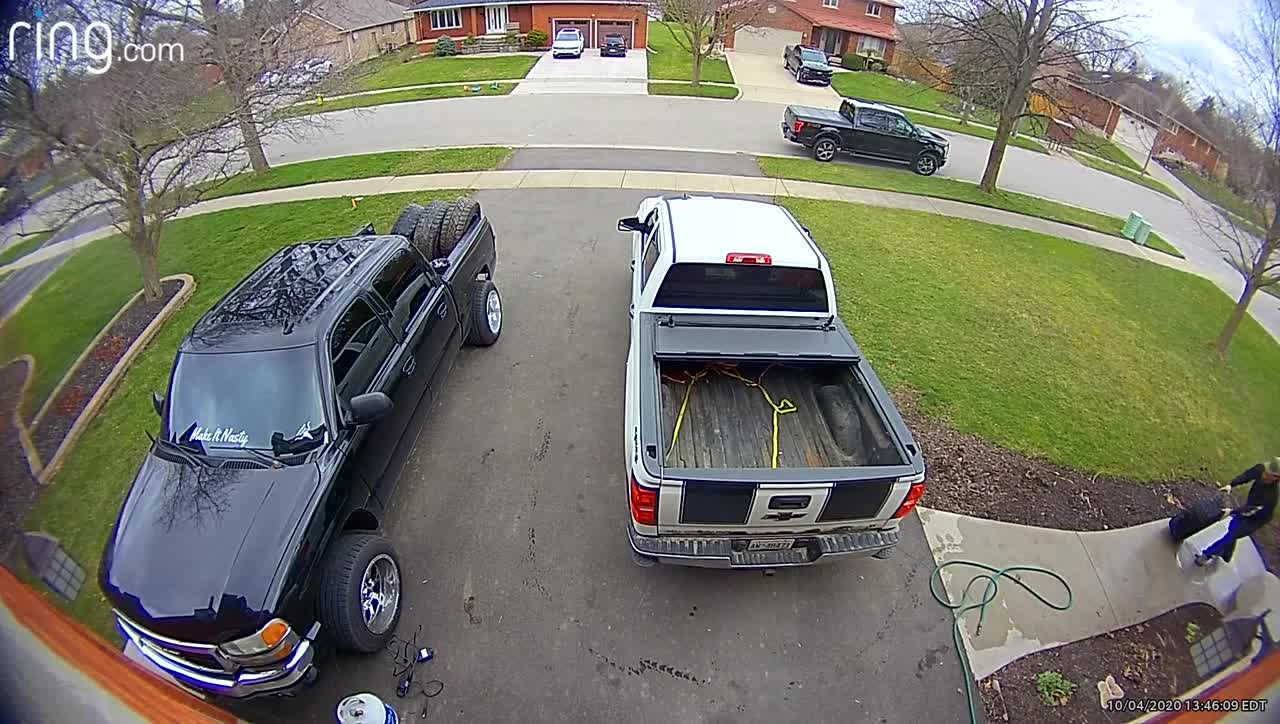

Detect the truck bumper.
[
  {"left": 628, "top": 524, "right": 899, "bottom": 569},
  {"left": 781, "top": 122, "right": 802, "bottom": 144}
]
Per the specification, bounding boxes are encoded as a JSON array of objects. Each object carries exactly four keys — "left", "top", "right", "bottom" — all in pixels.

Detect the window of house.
[
  {"left": 866, "top": 2, "right": 882, "bottom": 17},
  {"left": 823, "top": 0, "right": 839, "bottom": 7},
  {"left": 857, "top": 35, "right": 886, "bottom": 57},
  {"left": 431, "top": 8, "right": 462, "bottom": 30}
]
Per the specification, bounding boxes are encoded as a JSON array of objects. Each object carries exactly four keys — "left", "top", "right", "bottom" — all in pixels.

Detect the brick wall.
[
  {"left": 789, "top": 0, "right": 898, "bottom": 27},
  {"left": 1157, "top": 125, "right": 1221, "bottom": 174},
  {"left": 722, "top": 5, "right": 814, "bottom": 49},
  {"left": 415, "top": 3, "right": 646, "bottom": 47}
]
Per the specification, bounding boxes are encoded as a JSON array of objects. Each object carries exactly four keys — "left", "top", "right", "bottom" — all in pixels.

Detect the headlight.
[{"left": 219, "top": 618, "right": 295, "bottom": 660}]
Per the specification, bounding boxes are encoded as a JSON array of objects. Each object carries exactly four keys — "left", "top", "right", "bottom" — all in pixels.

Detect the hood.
[
  {"left": 918, "top": 127, "right": 950, "bottom": 147},
  {"left": 100, "top": 453, "right": 322, "bottom": 643},
  {"left": 802, "top": 61, "right": 832, "bottom": 73}
]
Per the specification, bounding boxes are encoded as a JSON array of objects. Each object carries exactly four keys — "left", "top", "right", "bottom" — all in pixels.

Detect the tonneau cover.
[{"left": 653, "top": 320, "right": 860, "bottom": 361}]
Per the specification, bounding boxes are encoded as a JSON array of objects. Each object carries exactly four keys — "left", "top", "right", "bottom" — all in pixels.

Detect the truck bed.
[{"left": 659, "top": 361, "right": 904, "bottom": 469}]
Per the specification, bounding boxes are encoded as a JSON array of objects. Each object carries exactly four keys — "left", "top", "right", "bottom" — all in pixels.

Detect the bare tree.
[
  {"left": 1191, "top": 0, "right": 1280, "bottom": 359},
  {"left": 916, "top": 0, "right": 1133, "bottom": 193},
  {"left": 0, "top": 0, "right": 294, "bottom": 300},
  {"left": 648, "top": 0, "right": 766, "bottom": 86}
]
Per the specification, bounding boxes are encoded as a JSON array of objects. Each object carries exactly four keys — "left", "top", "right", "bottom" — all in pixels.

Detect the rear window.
[
  {"left": 653, "top": 263, "right": 828, "bottom": 313},
  {"left": 556, "top": 29, "right": 580, "bottom": 39},
  {"left": 799, "top": 48, "right": 826, "bottom": 63}
]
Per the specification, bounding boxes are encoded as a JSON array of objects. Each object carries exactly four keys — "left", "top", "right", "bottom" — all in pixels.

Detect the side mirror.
[
  {"left": 348, "top": 392, "right": 393, "bottom": 425},
  {"left": 151, "top": 391, "right": 165, "bottom": 417},
  {"left": 617, "top": 216, "right": 647, "bottom": 233},
  {"left": 430, "top": 258, "right": 450, "bottom": 274}
]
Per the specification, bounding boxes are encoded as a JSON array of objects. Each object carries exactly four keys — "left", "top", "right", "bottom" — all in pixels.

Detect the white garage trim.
[
  {"left": 733, "top": 25, "right": 804, "bottom": 56},
  {"left": 553, "top": 18, "right": 593, "bottom": 47},
  {"left": 594, "top": 19, "right": 634, "bottom": 48}
]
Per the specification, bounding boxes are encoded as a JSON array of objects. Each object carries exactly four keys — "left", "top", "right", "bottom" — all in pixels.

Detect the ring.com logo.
[{"left": 7, "top": 9, "right": 185, "bottom": 76}]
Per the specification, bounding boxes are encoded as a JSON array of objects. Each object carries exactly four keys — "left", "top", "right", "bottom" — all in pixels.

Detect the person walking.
[{"left": 1195, "top": 458, "right": 1280, "bottom": 566}]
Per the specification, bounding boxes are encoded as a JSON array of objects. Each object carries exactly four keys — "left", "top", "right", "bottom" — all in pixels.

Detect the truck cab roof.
[{"left": 664, "top": 197, "right": 823, "bottom": 269}]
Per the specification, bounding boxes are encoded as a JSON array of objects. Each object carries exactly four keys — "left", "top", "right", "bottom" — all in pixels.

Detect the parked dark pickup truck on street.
[
  {"left": 783, "top": 44, "right": 833, "bottom": 85},
  {"left": 101, "top": 198, "right": 502, "bottom": 699},
  {"left": 783, "top": 98, "right": 950, "bottom": 175}
]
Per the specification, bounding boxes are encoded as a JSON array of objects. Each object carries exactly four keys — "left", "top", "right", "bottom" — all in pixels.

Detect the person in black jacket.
[{"left": 1195, "top": 458, "right": 1279, "bottom": 566}]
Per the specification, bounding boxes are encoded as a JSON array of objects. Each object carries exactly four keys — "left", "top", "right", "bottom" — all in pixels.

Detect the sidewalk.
[
  {"left": 0, "top": 168, "right": 1190, "bottom": 277},
  {"left": 917, "top": 507, "right": 1277, "bottom": 680}
]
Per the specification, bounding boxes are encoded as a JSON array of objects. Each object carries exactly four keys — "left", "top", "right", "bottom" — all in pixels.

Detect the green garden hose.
[{"left": 929, "top": 560, "right": 1075, "bottom": 724}]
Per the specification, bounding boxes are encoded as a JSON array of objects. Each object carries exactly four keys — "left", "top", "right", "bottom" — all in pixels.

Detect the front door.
[
  {"left": 485, "top": 5, "right": 508, "bottom": 34},
  {"left": 821, "top": 28, "right": 845, "bottom": 56}
]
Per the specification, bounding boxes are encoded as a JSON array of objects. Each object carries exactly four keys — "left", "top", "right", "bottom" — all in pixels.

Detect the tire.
[
  {"left": 412, "top": 201, "right": 449, "bottom": 259},
  {"left": 813, "top": 137, "right": 838, "bottom": 162},
  {"left": 814, "top": 384, "right": 863, "bottom": 459},
  {"left": 438, "top": 198, "right": 481, "bottom": 257},
  {"left": 468, "top": 279, "right": 502, "bottom": 346},
  {"left": 317, "top": 534, "right": 402, "bottom": 653},
  {"left": 914, "top": 152, "right": 940, "bottom": 176},
  {"left": 389, "top": 203, "right": 425, "bottom": 238}
]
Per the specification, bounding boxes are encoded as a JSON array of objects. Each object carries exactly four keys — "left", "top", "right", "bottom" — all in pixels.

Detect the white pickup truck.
[{"left": 620, "top": 196, "right": 926, "bottom": 568}]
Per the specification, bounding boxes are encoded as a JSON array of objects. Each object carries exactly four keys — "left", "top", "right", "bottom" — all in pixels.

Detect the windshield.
[
  {"left": 556, "top": 29, "right": 580, "bottom": 40},
  {"left": 799, "top": 47, "right": 826, "bottom": 63},
  {"left": 167, "top": 346, "right": 326, "bottom": 451},
  {"left": 654, "top": 263, "right": 829, "bottom": 313}
]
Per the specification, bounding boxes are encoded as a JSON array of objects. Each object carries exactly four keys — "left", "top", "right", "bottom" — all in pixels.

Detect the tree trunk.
[
  {"left": 122, "top": 171, "right": 163, "bottom": 301},
  {"left": 1214, "top": 282, "right": 1258, "bottom": 360},
  {"left": 959, "top": 101, "right": 971, "bottom": 126},
  {"left": 137, "top": 247, "right": 163, "bottom": 301},
  {"left": 236, "top": 103, "right": 269, "bottom": 173},
  {"left": 980, "top": 110, "right": 1017, "bottom": 193},
  {"left": 691, "top": 33, "right": 704, "bottom": 86}
]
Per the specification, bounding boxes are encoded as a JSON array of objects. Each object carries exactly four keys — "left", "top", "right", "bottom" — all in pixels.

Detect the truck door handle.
[
  {"left": 629, "top": 303, "right": 635, "bottom": 318},
  {"left": 436, "top": 304, "right": 448, "bottom": 319},
  {"left": 403, "top": 356, "right": 417, "bottom": 376}
]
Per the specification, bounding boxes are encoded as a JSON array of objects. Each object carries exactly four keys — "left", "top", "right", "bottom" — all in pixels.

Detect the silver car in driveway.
[{"left": 552, "top": 28, "right": 584, "bottom": 58}]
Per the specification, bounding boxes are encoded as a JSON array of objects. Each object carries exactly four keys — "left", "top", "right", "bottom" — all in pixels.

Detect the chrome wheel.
[
  {"left": 917, "top": 155, "right": 936, "bottom": 174},
  {"left": 815, "top": 140, "right": 836, "bottom": 162},
  {"left": 486, "top": 288, "right": 502, "bottom": 333},
  {"left": 360, "top": 554, "right": 400, "bottom": 635}
]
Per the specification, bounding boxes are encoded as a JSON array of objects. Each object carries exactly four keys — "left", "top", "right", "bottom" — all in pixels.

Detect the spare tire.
[
  {"left": 412, "top": 201, "right": 449, "bottom": 259},
  {"left": 438, "top": 198, "right": 481, "bottom": 257},
  {"left": 815, "top": 384, "right": 862, "bottom": 462},
  {"left": 389, "top": 203, "right": 425, "bottom": 238}
]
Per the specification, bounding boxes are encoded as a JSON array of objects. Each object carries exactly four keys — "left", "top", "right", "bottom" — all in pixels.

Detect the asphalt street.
[
  {"left": 505, "top": 147, "right": 764, "bottom": 176},
  {"left": 235, "top": 189, "right": 972, "bottom": 724}
]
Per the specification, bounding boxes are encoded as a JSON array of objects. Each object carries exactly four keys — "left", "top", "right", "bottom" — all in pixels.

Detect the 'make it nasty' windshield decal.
[{"left": 189, "top": 425, "right": 250, "bottom": 447}]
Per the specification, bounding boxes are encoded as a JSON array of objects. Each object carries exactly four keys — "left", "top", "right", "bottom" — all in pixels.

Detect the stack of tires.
[{"left": 389, "top": 198, "right": 482, "bottom": 261}]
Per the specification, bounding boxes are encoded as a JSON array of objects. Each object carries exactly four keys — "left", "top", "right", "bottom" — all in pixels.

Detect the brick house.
[
  {"left": 408, "top": 0, "right": 649, "bottom": 50},
  {"left": 265, "top": 0, "right": 417, "bottom": 66},
  {"left": 724, "top": 0, "right": 902, "bottom": 63}
]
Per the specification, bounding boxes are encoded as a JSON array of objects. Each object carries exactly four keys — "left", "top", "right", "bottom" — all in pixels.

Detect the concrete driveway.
[
  {"left": 727, "top": 51, "right": 840, "bottom": 107},
  {"left": 513, "top": 49, "right": 647, "bottom": 95},
  {"left": 237, "top": 187, "right": 970, "bottom": 724}
]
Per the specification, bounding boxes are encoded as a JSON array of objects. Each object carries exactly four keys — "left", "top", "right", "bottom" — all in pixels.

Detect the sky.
[{"left": 1103, "top": 0, "right": 1250, "bottom": 95}]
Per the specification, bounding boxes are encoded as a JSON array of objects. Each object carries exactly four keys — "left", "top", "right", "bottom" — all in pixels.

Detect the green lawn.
[
  {"left": 902, "top": 111, "right": 1048, "bottom": 154},
  {"left": 759, "top": 156, "right": 1185, "bottom": 259},
  {"left": 831, "top": 72, "right": 992, "bottom": 122},
  {"left": 348, "top": 54, "right": 537, "bottom": 92},
  {"left": 1171, "top": 168, "right": 1269, "bottom": 235},
  {"left": 291, "top": 83, "right": 515, "bottom": 115},
  {"left": 648, "top": 82, "right": 738, "bottom": 99},
  {"left": 783, "top": 197, "right": 1279, "bottom": 481},
  {"left": 0, "top": 231, "right": 52, "bottom": 267},
  {"left": 647, "top": 22, "right": 734, "bottom": 83},
  {"left": 202, "top": 148, "right": 511, "bottom": 200},
  {"left": 1074, "top": 133, "right": 1141, "bottom": 170},
  {"left": 1070, "top": 152, "right": 1178, "bottom": 200},
  {"left": 14, "top": 191, "right": 465, "bottom": 639}
]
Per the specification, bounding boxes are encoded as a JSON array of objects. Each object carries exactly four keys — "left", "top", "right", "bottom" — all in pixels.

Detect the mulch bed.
[
  {"left": 893, "top": 392, "right": 1280, "bottom": 574},
  {"left": 0, "top": 359, "right": 39, "bottom": 567},
  {"left": 979, "top": 604, "right": 1224, "bottom": 723},
  {"left": 30, "top": 280, "right": 181, "bottom": 464}
]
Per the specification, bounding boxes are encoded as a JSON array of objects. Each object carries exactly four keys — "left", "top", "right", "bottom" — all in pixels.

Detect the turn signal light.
[
  {"left": 892, "top": 482, "right": 926, "bottom": 519},
  {"left": 630, "top": 476, "right": 658, "bottom": 526},
  {"left": 261, "top": 619, "right": 290, "bottom": 648}
]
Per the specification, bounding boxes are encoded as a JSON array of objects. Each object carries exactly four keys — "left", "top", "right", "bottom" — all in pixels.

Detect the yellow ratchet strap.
[
  {"left": 664, "top": 369, "right": 707, "bottom": 463},
  {"left": 714, "top": 365, "right": 797, "bottom": 468}
]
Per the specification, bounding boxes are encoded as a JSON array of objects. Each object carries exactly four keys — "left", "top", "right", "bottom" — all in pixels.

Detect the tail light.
[
  {"left": 630, "top": 476, "right": 658, "bottom": 526},
  {"left": 725, "top": 253, "right": 772, "bottom": 265},
  {"left": 891, "top": 482, "right": 926, "bottom": 519},
  {"left": 793, "top": 119, "right": 806, "bottom": 133}
]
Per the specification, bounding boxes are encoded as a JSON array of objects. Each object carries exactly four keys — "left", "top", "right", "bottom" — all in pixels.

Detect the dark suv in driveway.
[
  {"left": 782, "top": 98, "right": 950, "bottom": 175},
  {"left": 101, "top": 198, "right": 501, "bottom": 699}
]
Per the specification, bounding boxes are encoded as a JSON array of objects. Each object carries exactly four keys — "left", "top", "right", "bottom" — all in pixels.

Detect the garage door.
[
  {"left": 733, "top": 25, "right": 803, "bottom": 56},
  {"left": 1114, "top": 112, "right": 1158, "bottom": 156},
  {"left": 595, "top": 19, "right": 633, "bottom": 48},
  {"left": 553, "top": 18, "right": 592, "bottom": 46}
]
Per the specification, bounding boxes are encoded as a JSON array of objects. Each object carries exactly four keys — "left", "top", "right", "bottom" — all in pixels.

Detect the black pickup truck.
[
  {"left": 783, "top": 44, "right": 833, "bottom": 85},
  {"left": 100, "top": 198, "right": 501, "bottom": 699},
  {"left": 783, "top": 98, "right": 950, "bottom": 175}
]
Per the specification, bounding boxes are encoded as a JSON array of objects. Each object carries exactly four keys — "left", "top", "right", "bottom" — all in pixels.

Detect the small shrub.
[
  {"left": 842, "top": 53, "right": 866, "bottom": 71},
  {"left": 1035, "top": 671, "right": 1077, "bottom": 707},
  {"left": 435, "top": 36, "right": 457, "bottom": 57},
  {"left": 526, "top": 29, "right": 548, "bottom": 48},
  {"left": 866, "top": 56, "right": 887, "bottom": 72},
  {"left": 503, "top": 30, "right": 519, "bottom": 48},
  {"left": 1185, "top": 622, "right": 1202, "bottom": 643},
  {"left": 463, "top": 34, "right": 477, "bottom": 46}
]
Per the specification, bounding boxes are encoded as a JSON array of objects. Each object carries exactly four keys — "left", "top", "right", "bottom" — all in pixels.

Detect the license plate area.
[{"left": 747, "top": 538, "right": 796, "bottom": 551}]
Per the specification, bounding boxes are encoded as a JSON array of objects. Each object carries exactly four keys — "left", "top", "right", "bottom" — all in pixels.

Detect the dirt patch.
[
  {"left": 979, "top": 604, "right": 1223, "bottom": 723},
  {"left": 893, "top": 392, "right": 1280, "bottom": 574},
  {"left": 0, "top": 359, "right": 38, "bottom": 566},
  {"left": 30, "top": 280, "right": 181, "bottom": 464}
]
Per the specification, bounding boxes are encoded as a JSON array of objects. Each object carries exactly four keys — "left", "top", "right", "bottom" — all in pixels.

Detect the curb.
[
  {"left": 37, "top": 273, "right": 195, "bottom": 485},
  {"left": 6, "top": 354, "right": 42, "bottom": 478}
]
